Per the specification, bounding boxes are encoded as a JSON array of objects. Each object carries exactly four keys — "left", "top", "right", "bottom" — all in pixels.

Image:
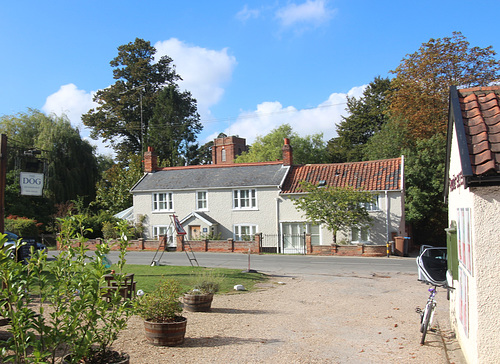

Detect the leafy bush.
[
  {"left": 5, "top": 215, "right": 40, "bottom": 237},
  {"left": 136, "top": 279, "right": 183, "bottom": 322}
]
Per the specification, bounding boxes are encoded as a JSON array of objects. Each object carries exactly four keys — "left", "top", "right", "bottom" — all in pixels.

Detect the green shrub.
[{"left": 5, "top": 215, "right": 40, "bottom": 237}]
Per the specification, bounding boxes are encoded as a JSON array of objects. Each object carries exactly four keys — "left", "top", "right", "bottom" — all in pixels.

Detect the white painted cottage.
[
  {"left": 445, "top": 85, "right": 500, "bottom": 363},
  {"left": 130, "top": 136, "right": 406, "bottom": 253}
]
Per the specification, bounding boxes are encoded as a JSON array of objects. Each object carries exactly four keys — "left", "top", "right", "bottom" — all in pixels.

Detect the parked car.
[
  {"left": 416, "top": 246, "right": 447, "bottom": 286},
  {"left": 2, "top": 231, "right": 46, "bottom": 261}
]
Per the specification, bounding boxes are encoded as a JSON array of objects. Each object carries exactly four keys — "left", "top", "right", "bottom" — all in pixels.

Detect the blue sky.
[{"left": 2, "top": 1, "right": 500, "bottom": 156}]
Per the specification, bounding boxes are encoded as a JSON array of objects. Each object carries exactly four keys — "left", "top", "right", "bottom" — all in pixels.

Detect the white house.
[
  {"left": 445, "top": 85, "right": 500, "bottom": 363},
  {"left": 130, "top": 136, "right": 406, "bottom": 253}
]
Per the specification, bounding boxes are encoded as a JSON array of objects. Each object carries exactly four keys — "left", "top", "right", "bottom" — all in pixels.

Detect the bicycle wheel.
[{"left": 420, "top": 303, "right": 433, "bottom": 345}]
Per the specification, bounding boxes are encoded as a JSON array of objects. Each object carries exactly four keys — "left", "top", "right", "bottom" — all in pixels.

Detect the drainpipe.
[
  {"left": 385, "top": 190, "right": 390, "bottom": 243},
  {"left": 275, "top": 197, "right": 281, "bottom": 252}
]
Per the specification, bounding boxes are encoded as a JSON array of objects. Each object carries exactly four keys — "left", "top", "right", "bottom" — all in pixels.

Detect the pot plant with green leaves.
[
  {"left": 136, "top": 279, "right": 187, "bottom": 346},
  {"left": 183, "top": 269, "right": 222, "bottom": 312}
]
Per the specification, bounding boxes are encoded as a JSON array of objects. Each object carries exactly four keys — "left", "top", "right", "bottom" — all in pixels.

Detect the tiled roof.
[
  {"left": 457, "top": 86, "right": 500, "bottom": 176},
  {"left": 131, "top": 163, "right": 289, "bottom": 192},
  {"left": 280, "top": 158, "right": 402, "bottom": 194}
]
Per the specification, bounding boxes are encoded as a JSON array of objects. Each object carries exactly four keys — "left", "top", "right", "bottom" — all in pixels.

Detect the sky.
[{"left": 2, "top": 0, "right": 500, "bottom": 157}]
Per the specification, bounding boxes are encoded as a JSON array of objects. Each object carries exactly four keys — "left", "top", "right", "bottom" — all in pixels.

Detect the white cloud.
[
  {"left": 42, "top": 83, "right": 96, "bottom": 126},
  {"left": 42, "top": 84, "right": 115, "bottom": 156},
  {"left": 154, "top": 38, "right": 237, "bottom": 119},
  {"left": 236, "top": 5, "right": 260, "bottom": 22},
  {"left": 217, "top": 85, "right": 366, "bottom": 144},
  {"left": 276, "top": 0, "right": 336, "bottom": 28}
]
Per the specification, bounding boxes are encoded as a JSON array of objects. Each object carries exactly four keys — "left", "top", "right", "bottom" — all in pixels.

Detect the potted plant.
[
  {"left": 183, "top": 270, "right": 221, "bottom": 312},
  {"left": 136, "top": 279, "right": 187, "bottom": 346}
]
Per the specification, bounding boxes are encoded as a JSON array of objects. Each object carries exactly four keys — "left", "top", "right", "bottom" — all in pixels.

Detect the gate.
[{"left": 260, "top": 233, "right": 306, "bottom": 254}]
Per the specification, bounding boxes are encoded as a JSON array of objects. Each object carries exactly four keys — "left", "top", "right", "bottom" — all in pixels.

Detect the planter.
[
  {"left": 144, "top": 317, "right": 187, "bottom": 346},
  {"left": 63, "top": 351, "right": 129, "bottom": 364},
  {"left": 183, "top": 293, "right": 214, "bottom": 312}
]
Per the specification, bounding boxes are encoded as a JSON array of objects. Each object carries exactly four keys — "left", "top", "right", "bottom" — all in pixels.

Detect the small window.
[
  {"left": 351, "top": 226, "right": 370, "bottom": 243},
  {"left": 365, "top": 194, "right": 380, "bottom": 211},
  {"left": 196, "top": 191, "right": 208, "bottom": 210},
  {"left": 221, "top": 149, "right": 226, "bottom": 162},
  {"left": 153, "top": 192, "right": 173, "bottom": 212},
  {"left": 233, "top": 189, "right": 257, "bottom": 210},
  {"left": 153, "top": 225, "right": 173, "bottom": 239},
  {"left": 234, "top": 224, "right": 258, "bottom": 241}
]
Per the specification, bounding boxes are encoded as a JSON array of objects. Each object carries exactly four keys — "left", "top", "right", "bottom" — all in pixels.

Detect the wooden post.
[{"left": 0, "top": 134, "right": 7, "bottom": 234}]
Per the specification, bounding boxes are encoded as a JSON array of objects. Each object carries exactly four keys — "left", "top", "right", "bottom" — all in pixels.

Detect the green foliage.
[
  {"left": 190, "top": 269, "right": 223, "bottom": 295},
  {"left": 0, "top": 109, "right": 100, "bottom": 229},
  {"left": 390, "top": 31, "right": 500, "bottom": 141},
  {"left": 5, "top": 216, "right": 40, "bottom": 237},
  {"left": 328, "top": 76, "right": 391, "bottom": 162},
  {"left": 136, "top": 279, "right": 183, "bottom": 322},
  {"left": 363, "top": 117, "right": 410, "bottom": 160},
  {"left": 0, "top": 217, "right": 135, "bottom": 363},
  {"left": 235, "top": 124, "right": 328, "bottom": 164},
  {"left": 148, "top": 84, "right": 202, "bottom": 166},
  {"left": 82, "top": 38, "right": 203, "bottom": 163},
  {"left": 93, "top": 154, "right": 143, "bottom": 214},
  {"left": 404, "top": 134, "right": 447, "bottom": 245},
  {"left": 292, "top": 182, "right": 374, "bottom": 244}
]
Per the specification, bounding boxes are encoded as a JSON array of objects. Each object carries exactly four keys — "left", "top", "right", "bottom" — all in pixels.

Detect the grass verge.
[{"left": 115, "top": 264, "right": 268, "bottom": 294}]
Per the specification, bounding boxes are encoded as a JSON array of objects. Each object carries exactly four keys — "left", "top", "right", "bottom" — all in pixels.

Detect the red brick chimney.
[
  {"left": 144, "top": 146, "right": 157, "bottom": 173},
  {"left": 282, "top": 138, "right": 293, "bottom": 166},
  {"left": 212, "top": 136, "right": 247, "bottom": 164}
]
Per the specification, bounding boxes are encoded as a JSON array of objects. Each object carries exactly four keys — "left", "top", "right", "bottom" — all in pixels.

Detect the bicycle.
[{"left": 415, "top": 282, "right": 453, "bottom": 345}]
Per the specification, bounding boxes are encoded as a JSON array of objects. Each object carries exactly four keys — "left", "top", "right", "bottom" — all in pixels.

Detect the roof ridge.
[{"left": 156, "top": 160, "right": 284, "bottom": 171}]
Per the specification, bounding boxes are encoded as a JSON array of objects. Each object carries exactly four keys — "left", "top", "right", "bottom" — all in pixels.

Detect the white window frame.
[
  {"left": 365, "top": 194, "right": 380, "bottom": 211},
  {"left": 196, "top": 190, "right": 208, "bottom": 211},
  {"left": 152, "top": 225, "right": 173, "bottom": 239},
  {"left": 233, "top": 189, "right": 257, "bottom": 210},
  {"left": 152, "top": 192, "right": 173, "bottom": 212},
  {"left": 233, "top": 224, "right": 258, "bottom": 241},
  {"left": 351, "top": 226, "right": 370, "bottom": 243},
  {"left": 458, "top": 267, "right": 469, "bottom": 337},
  {"left": 281, "top": 222, "right": 321, "bottom": 245},
  {"left": 457, "top": 207, "right": 473, "bottom": 274}
]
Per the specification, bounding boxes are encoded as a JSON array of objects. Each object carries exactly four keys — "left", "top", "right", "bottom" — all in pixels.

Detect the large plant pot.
[
  {"left": 63, "top": 352, "right": 129, "bottom": 364},
  {"left": 183, "top": 293, "right": 214, "bottom": 312},
  {"left": 144, "top": 317, "right": 187, "bottom": 346}
]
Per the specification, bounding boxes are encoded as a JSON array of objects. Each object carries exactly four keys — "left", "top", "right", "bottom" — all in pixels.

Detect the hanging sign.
[
  {"left": 20, "top": 172, "right": 44, "bottom": 196},
  {"left": 171, "top": 215, "right": 187, "bottom": 235}
]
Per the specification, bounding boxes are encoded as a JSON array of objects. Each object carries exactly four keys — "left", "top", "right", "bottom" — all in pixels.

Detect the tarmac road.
[{"left": 53, "top": 250, "right": 419, "bottom": 278}]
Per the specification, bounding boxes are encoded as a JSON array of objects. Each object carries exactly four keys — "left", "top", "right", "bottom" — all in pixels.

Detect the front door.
[{"left": 190, "top": 225, "right": 201, "bottom": 240}]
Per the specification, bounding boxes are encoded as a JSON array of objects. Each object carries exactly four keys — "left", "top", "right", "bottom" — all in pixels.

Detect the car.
[
  {"left": 1, "top": 231, "right": 47, "bottom": 261},
  {"left": 416, "top": 246, "right": 447, "bottom": 286}
]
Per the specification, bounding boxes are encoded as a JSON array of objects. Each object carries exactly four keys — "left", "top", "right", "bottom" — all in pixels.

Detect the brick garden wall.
[{"left": 58, "top": 234, "right": 387, "bottom": 257}]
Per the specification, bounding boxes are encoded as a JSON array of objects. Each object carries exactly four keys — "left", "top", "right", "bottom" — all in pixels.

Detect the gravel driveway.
[{"left": 113, "top": 271, "right": 466, "bottom": 363}]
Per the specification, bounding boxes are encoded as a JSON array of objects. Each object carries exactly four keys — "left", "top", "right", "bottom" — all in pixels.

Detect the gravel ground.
[{"left": 112, "top": 272, "right": 466, "bottom": 364}]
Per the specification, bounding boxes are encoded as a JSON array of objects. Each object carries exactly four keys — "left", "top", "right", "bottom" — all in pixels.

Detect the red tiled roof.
[
  {"left": 457, "top": 86, "right": 500, "bottom": 176},
  {"left": 280, "top": 158, "right": 402, "bottom": 194}
]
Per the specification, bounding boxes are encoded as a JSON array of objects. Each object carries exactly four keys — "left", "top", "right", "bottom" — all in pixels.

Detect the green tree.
[
  {"left": 235, "top": 124, "right": 328, "bottom": 164},
  {"left": 404, "top": 134, "right": 448, "bottom": 245},
  {"left": 82, "top": 38, "right": 202, "bottom": 163},
  {"left": 148, "top": 84, "right": 202, "bottom": 166},
  {"left": 0, "top": 110, "right": 99, "bottom": 228},
  {"left": 390, "top": 31, "right": 500, "bottom": 141},
  {"left": 292, "top": 182, "right": 374, "bottom": 245},
  {"left": 328, "top": 76, "right": 391, "bottom": 162},
  {"left": 93, "top": 154, "right": 144, "bottom": 214},
  {"left": 363, "top": 117, "right": 409, "bottom": 160}
]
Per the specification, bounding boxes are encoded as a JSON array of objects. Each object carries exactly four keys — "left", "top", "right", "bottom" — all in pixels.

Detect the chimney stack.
[
  {"left": 144, "top": 146, "right": 157, "bottom": 173},
  {"left": 282, "top": 138, "right": 293, "bottom": 166}
]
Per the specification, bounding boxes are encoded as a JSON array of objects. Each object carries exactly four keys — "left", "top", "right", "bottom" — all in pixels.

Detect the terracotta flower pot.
[
  {"left": 144, "top": 316, "right": 187, "bottom": 346},
  {"left": 183, "top": 293, "right": 214, "bottom": 312}
]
